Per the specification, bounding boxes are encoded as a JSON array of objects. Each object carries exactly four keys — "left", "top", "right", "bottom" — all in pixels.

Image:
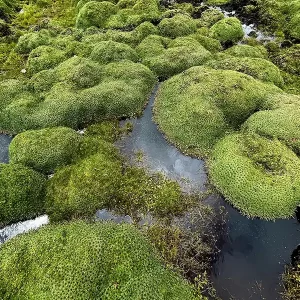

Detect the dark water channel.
[{"left": 117, "top": 87, "right": 300, "bottom": 300}]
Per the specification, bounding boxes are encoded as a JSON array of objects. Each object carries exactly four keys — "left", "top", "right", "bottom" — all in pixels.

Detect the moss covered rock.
[
  {"left": 27, "top": 45, "right": 67, "bottom": 74},
  {"left": 209, "top": 17, "right": 244, "bottom": 44},
  {"left": 90, "top": 41, "right": 138, "bottom": 64},
  {"left": 154, "top": 66, "right": 281, "bottom": 157},
  {"left": 9, "top": 127, "right": 82, "bottom": 173},
  {"left": 158, "top": 14, "right": 197, "bottom": 38},
  {"left": 209, "top": 133, "right": 300, "bottom": 219},
  {"left": 0, "top": 163, "right": 46, "bottom": 227},
  {"left": 0, "top": 221, "right": 198, "bottom": 299},
  {"left": 198, "top": 8, "right": 224, "bottom": 27},
  {"left": 206, "top": 55, "right": 284, "bottom": 87},
  {"left": 188, "top": 32, "right": 222, "bottom": 53}
]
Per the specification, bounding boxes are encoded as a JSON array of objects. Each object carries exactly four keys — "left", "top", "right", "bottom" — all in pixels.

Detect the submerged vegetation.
[{"left": 0, "top": 0, "right": 300, "bottom": 298}]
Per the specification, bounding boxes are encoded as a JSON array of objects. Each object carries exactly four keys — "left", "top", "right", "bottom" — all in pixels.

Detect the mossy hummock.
[
  {"left": 9, "top": 127, "right": 82, "bottom": 173},
  {"left": 209, "top": 17, "right": 244, "bottom": 44},
  {"left": 154, "top": 66, "right": 281, "bottom": 157},
  {"left": 0, "top": 57, "right": 156, "bottom": 133},
  {"left": 0, "top": 163, "right": 46, "bottom": 227},
  {"left": 209, "top": 133, "right": 300, "bottom": 220},
  {"left": 0, "top": 221, "right": 198, "bottom": 299}
]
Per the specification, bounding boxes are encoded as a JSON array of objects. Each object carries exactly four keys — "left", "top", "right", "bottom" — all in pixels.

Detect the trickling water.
[
  {"left": 117, "top": 87, "right": 300, "bottom": 300},
  {"left": 0, "top": 134, "right": 12, "bottom": 164},
  {"left": 116, "top": 85, "right": 208, "bottom": 193}
]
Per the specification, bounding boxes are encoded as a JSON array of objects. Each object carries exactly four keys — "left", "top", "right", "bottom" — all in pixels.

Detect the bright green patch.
[
  {"left": 209, "top": 133, "right": 300, "bottom": 220},
  {"left": 224, "top": 44, "right": 268, "bottom": 58},
  {"left": 0, "top": 221, "right": 198, "bottom": 299},
  {"left": 154, "top": 66, "right": 281, "bottom": 157},
  {"left": 243, "top": 94, "right": 300, "bottom": 155},
  {"left": 209, "top": 17, "right": 244, "bottom": 43}
]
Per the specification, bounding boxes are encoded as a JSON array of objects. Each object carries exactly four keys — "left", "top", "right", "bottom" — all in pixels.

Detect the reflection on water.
[
  {"left": 116, "top": 85, "right": 208, "bottom": 193},
  {"left": 118, "top": 87, "right": 300, "bottom": 300},
  {"left": 0, "top": 134, "right": 12, "bottom": 164}
]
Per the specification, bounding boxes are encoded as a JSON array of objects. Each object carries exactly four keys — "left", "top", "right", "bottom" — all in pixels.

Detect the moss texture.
[
  {"left": 76, "top": 0, "right": 160, "bottom": 29},
  {"left": 243, "top": 94, "right": 300, "bottom": 155},
  {"left": 209, "top": 17, "right": 244, "bottom": 44},
  {"left": 0, "top": 58, "right": 156, "bottom": 133},
  {"left": 198, "top": 8, "right": 224, "bottom": 28},
  {"left": 27, "top": 45, "right": 67, "bottom": 74},
  {"left": 0, "top": 163, "right": 46, "bottom": 227},
  {"left": 224, "top": 44, "right": 268, "bottom": 58},
  {"left": 9, "top": 127, "right": 82, "bottom": 173},
  {"left": 90, "top": 41, "right": 138, "bottom": 64},
  {"left": 209, "top": 133, "right": 300, "bottom": 219},
  {"left": 0, "top": 221, "right": 198, "bottom": 299},
  {"left": 138, "top": 36, "right": 212, "bottom": 79},
  {"left": 206, "top": 55, "right": 284, "bottom": 87},
  {"left": 158, "top": 14, "right": 197, "bottom": 38},
  {"left": 154, "top": 66, "right": 281, "bottom": 157}
]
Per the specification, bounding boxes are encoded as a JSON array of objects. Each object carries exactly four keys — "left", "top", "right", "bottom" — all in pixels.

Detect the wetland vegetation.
[{"left": 0, "top": 0, "right": 299, "bottom": 299}]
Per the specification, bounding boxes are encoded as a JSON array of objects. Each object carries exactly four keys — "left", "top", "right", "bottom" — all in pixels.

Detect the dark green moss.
[
  {"left": 0, "top": 163, "right": 46, "bottom": 227},
  {"left": 9, "top": 127, "right": 82, "bottom": 173}
]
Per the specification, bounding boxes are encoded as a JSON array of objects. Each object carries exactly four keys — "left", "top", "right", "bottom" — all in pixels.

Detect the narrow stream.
[{"left": 117, "top": 87, "right": 300, "bottom": 300}]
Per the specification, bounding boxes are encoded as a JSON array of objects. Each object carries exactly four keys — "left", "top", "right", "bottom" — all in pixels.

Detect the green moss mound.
[
  {"left": 243, "top": 94, "right": 300, "bottom": 155},
  {"left": 224, "top": 44, "right": 267, "bottom": 58},
  {"left": 0, "top": 221, "right": 198, "bottom": 299},
  {"left": 90, "top": 41, "right": 138, "bottom": 64},
  {"left": 209, "top": 17, "right": 244, "bottom": 44},
  {"left": 138, "top": 36, "right": 212, "bottom": 79},
  {"left": 154, "top": 66, "right": 281, "bottom": 157},
  {"left": 206, "top": 55, "right": 284, "bottom": 87},
  {"left": 46, "top": 152, "right": 122, "bottom": 221},
  {"left": 27, "top": 45, "right": 67, "bottom": 74},
  {"left": 188, "top": 32, "right": 222, "bottom": 53},
  {"left": 0, "top": 163, "right": 46, "bottom": 227},
  {"left": 15, "top": 29, "right": 52, "bottom": 54},
  {"left": 209, "top": 133, "right": 300, "bottom": 220},
  {"left": 0, "top": 59, "right": 156, "bottom": 133},
  {"left": 76, "top": 0, "right": 159, "bottom": 29},
  {"left": 76, "top": 1, "right": 118, "bottom": 29},
  {"left": 198, "top": 8, "right": 224, "bottom": 27},
  {"left": 9, "top": 127, "right": 82, "bottom": 173},
  {"left": 158, "top": 14, "right": 197, "bottom": 38}
]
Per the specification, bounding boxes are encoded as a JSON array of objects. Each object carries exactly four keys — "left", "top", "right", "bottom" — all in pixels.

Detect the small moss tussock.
[
  {"left": 209, "top": 17, "right": 244, "bottom": 44},
  {"left": 154, "top": 66, "right": 281, "bottom": 157},
  {"left": 209, "top": 133, "right": 300, "bottom": 220},
  {"left": 0, "top": 221, "right": 198, "bottom": 299},
  {"left": 0, "top": 163, "right": 46, "bottom": 227},
  {"left": 9, "top": 127, "right": 82, "bottom": 173}
]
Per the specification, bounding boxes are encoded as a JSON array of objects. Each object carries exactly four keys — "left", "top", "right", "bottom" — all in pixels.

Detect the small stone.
[{"left": 21, "top": 69, "right": 27, "bottom": 74}]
